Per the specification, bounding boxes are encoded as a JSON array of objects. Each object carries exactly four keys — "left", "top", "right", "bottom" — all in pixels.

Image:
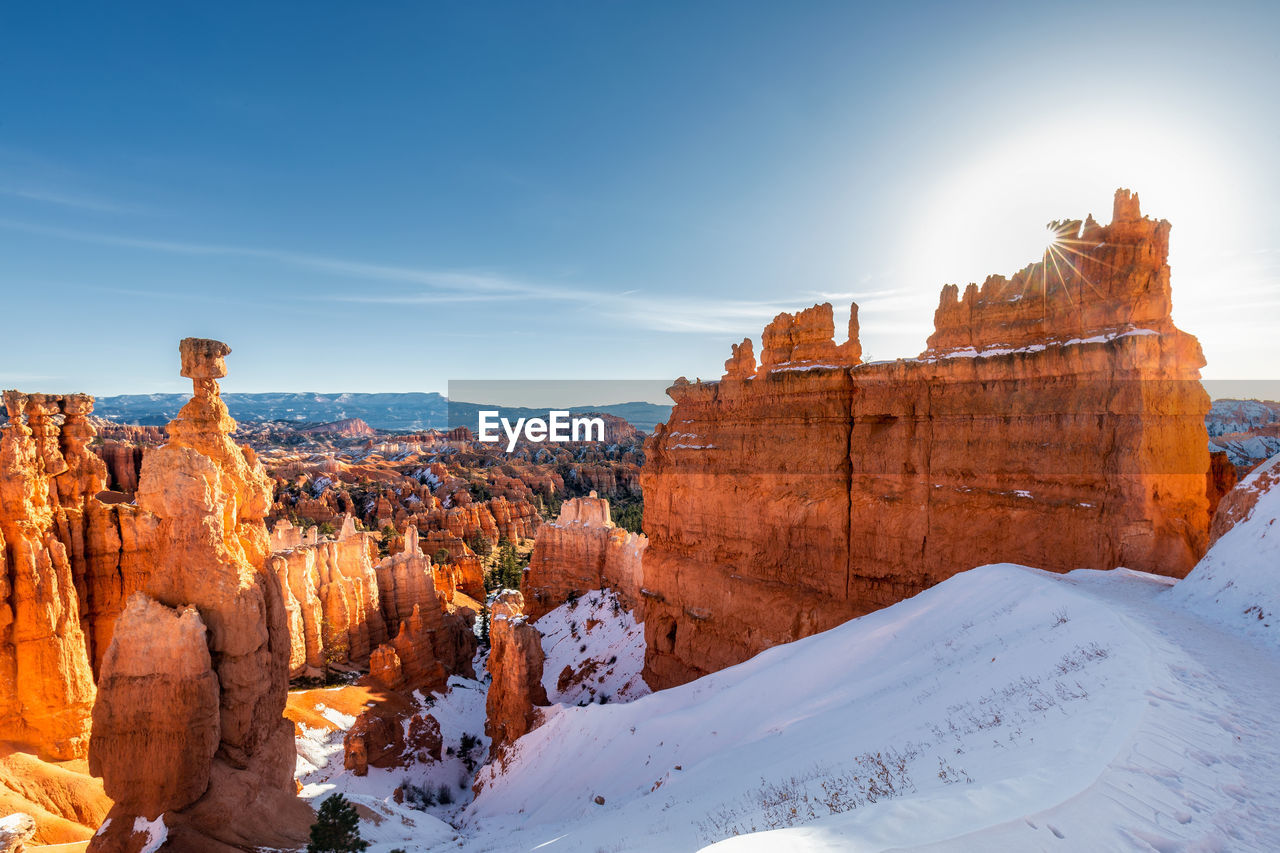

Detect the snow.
[
  {"left": 1168, "top": 454, "right": 1280, "bottom": 650},
  {"left": 923, "top": 327, "right": 1159, "bottom": 361},
  {"left": 461, "top": 559, "right": 1280, "bottom": 851},
  {"left": 314, "top": 702, "right": 357, "bottom": 730},
  {"left": 294, "top": 676, "right": 488, "bottom": 851},
  {"left": 535, "top": 589, "right": 650, "bottom": 705},
  {"left": 287, "top": 495, "right": 1280, "bottom": 853},
  {"left": 770, "top": 363, "right": 848, "bottom": 373},
  {"left": 132, "top": 815, "right": 167, "bottom": 853},
  {"left": 1207, "top": 398, "right": 1280, "bottom": 437}
]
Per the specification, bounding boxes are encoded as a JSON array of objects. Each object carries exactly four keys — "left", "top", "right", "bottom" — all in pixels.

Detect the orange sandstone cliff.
[{"left": 641, "top": 190, "right": 1212, "bottom": 688}]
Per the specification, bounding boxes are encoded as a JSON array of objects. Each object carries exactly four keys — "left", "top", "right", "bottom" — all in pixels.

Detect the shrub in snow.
[{"left": 400, "top": 779, "right": 435, "bottom": 810}]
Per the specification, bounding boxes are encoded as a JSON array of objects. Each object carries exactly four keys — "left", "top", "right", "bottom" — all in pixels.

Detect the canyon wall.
[
  {"left": 522, "top": 493, "right": 646, "bottom": 621},
  {"left": 641, "top": 190, "right": 1212, "bottom": 688}
]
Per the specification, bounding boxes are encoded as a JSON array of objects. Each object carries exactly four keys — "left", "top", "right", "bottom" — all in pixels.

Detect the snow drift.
[{"left": 1169, "top": 453, "right": 1280, "bottom": 649}]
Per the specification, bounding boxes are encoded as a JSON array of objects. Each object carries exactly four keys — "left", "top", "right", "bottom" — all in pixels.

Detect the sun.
[{"left": 896, "top": 109, "right": 1239, "bottom": 310}]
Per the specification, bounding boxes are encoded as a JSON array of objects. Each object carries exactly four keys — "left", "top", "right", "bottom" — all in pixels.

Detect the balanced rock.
[{"left": 87, "top": 338, "right": 312, "bottom": 851}]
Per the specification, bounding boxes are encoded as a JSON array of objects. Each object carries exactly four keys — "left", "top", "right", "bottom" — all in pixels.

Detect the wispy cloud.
[
  {"left": 0, "top": 217, "right": 918, "bottom": 338},
  {"left": 0, "top": 185, "right": 140, "bottom": 214}
]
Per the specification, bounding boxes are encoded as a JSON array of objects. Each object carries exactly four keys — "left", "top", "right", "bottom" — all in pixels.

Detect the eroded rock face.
[
  {"left": 523, "top": 493, "right": 647, "bottom": 621},
  {"left": 87, "top": 338, "right": 311, "bottom": 852},
  {"left": 0, "top": 391, "right": 103, "bottom": 760},
  {"left": 484, "top": 591, "right": 547, "bottom": 762},
  {"left": 1208, "top": 453, "right": 1280, "bottom": 546},
  {"left": 88, "top": 593, "right": 220, "bottom": 816},
  {"left": 642, "top": 191, "right": 1213, "bottom": 688},
  {"left": 343, "top": 709, "right": 441, "bottom": 776},
  {"left": 269, "top": 515, "right": 387, "bottom": 677}
]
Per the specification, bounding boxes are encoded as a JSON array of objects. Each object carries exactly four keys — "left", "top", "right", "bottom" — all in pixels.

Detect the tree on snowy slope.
[{"left": 308, "top": 794, "right": 369, "bottom": 853}]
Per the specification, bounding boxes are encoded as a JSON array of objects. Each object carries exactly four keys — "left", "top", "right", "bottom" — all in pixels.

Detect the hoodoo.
[
  {"left": 641, "top": 190, "right": 1212, "bottom": 688},
  {"left": 87, "top": 338, "right": 312, "bottom": 852},
  {"left": 482, "top": 590, "right": 548, "bottom": 766}
]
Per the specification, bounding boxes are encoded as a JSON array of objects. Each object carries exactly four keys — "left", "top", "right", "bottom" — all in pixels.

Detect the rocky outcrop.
[
  {"left": 87, "top": 338, "right": 311, "bottom": 852},
  {"left": 1208, "top": 452, "right": 1280, "bottom": 546},
  {"left": 372, "top": 600, "right": 477, "bottom": 695},
  {"left": 1207, "top": 450, "right": 1239, "bottom": 522},
  {"left": 93, "top": 440, "right": 146, "bottom": 495},
  {"left": 523, "top": 493, "right": 647, "bottom": 620},
  {"left": 360, "top": 526, "right": 479, "bottom": 694},
  {"left": 299, "top": 418, "right": 376, "bottom": 437},
  {"left": 0, "top": 391, "right": 103, "bottom": 761},
  {"left": 343, "top": 709, "right": 441, "bottom": 776},
  {"left": 642, "top": 191, "right": 1213, "bottom": 688},
  {"left": 483, "top": 591, "right": 547, "bottom": 762}
]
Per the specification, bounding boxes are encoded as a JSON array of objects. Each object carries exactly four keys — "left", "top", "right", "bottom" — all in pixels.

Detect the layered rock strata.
[
  {"left": 642, "top": 191, "right": 1212, "bottom": 688},
  {"left": 523, "top": 493, "right": 646, "bottom": 621}
]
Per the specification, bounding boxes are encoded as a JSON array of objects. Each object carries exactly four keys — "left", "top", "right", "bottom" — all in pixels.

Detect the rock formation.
[
  {"left": 642, "top": 190, "right": 1213, "bottom": 688},
  {"left": 88, "top": 594, "right": 220, "bottom": 816},
  {"left": 87, "top": 338, "right": 311, "bottom": 852},
  {"left": 523, "top": 493, "right": 647, "bottom": 621},
  {"left": 1207, "top": 452, "right": 1280, "bottom": 547},
  {"left": 483, "top": 590, "right": 547, "bottom": 763},
  {"left": 268, "top": 515, "right": 387, "bottom": 677},
  {"left": 0, "top": 392, "right": 103, "bottom": 761},
  {"left": 343, "top": 709, "right": 441, "bottom": 776}
]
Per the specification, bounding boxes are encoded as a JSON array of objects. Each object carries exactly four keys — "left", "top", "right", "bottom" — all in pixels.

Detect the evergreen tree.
[{"left": 308, "top": 793, "right": 369, "bottom": 853}]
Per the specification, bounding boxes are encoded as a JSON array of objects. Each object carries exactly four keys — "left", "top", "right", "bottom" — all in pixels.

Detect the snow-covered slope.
[
  {"left": 536, "top": 589, "right": 649, "bottom": 705},
  {"left": 292, "top": 675, "right": 488, "bottom": 850},
  {"left": 463, "top": 562, "right": 1280, "bottom": 852},
  {"left": 1169, "top": 454, "right": 1280, "bottom": 649}
]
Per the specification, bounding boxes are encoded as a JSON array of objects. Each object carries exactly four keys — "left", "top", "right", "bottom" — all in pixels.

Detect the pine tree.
[{"left": 308, "top": 793, "right": 369, "bottom": 853}]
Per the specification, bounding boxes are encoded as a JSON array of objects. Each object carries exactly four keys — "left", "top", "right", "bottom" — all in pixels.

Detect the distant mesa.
[{"left": 89, "top": 391, "right": 673, "bottom": 433}]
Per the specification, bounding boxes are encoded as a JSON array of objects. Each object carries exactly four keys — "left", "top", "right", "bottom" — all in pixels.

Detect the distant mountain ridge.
[{"left": 92, "top": 392, "right": 672, "bottom": 432}]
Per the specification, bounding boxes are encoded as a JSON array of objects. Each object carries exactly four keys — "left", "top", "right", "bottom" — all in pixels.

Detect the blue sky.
[{"left": 1, "top": 1, "right": 1277, "bottom": 396}]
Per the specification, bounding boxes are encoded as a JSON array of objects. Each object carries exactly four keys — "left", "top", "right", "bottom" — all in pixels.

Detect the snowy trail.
[{"left": 1015, "top": 570, "right": 1280, "bottom": 852}]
